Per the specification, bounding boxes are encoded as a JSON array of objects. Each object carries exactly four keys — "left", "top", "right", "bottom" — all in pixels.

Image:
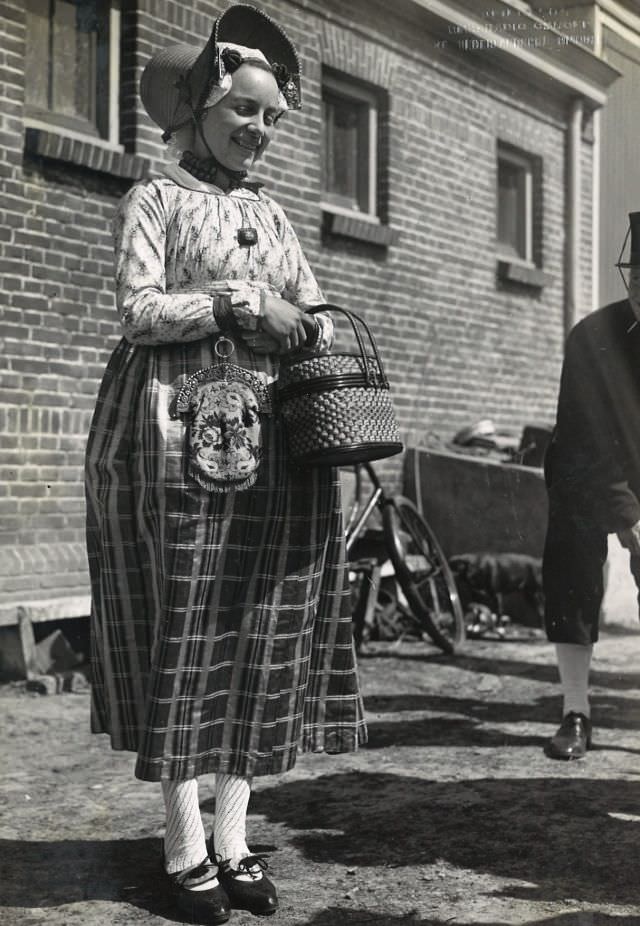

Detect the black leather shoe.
[
  {"left": 547, "top": 711, "right": 592, "bottom": 760},
  {"left": 217, "top": 854, "right": 278, "bottom": 916},
  {"left": 167, "top": 859, "right": 231, "bottom": 924}
]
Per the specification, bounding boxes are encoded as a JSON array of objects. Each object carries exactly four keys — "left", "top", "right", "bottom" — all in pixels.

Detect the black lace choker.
[{"left": 179, "top": 151, "right": 261, "bottom": 193}]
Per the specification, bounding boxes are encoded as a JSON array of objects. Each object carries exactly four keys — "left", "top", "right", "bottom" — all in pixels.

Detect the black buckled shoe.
[
  {"left": 547, "top": 711, "right": 592, "bottom": 760},
  {"left": 217, "top": 854, "right": 278, "bottom": 916},
  {"left": 167, "top": 858, "right": 231, "bottom": 924}
]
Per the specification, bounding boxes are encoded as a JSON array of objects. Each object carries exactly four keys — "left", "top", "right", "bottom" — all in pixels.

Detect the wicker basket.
[{"left": 278, "top": 305, "right": 403, "bottom": 465}]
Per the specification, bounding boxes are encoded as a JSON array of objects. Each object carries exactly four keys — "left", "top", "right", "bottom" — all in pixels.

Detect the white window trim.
[
  {"left": 322, "top": 70, "right": 379, "bottom": 220},
  {"left": 497, "top": 144, "right": 534, "bottom": 265},
  {"left": 24, "top": 0, "right": 121, "bottom": 149},
  {"left": 108, "top": 1, "right": 121, "bottom": 147},
  {"left": 319, "top": 201, "right": 381, "bottom": 225}
]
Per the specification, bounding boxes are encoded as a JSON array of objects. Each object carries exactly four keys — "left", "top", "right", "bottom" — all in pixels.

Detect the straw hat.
[{"left": 140, "top": 4, "right": 302, "bottom": 141}]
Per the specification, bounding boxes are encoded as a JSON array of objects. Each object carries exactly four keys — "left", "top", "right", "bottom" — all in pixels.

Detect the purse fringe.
[{"left": 188, "top": 465, "right": 259, "bottom": 493}]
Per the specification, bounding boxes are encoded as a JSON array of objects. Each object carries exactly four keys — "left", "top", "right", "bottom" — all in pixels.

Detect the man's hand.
[{"left": 617, "top": 520, "right": 640, "bottom": 556}]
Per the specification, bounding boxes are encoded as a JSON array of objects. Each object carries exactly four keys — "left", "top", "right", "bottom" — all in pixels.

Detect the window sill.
[
  {"left": 24, "top": 124, "right": 150, "bottom": 181},
  {"left": 322, "top": 206, "right": 399, "bottom": 247},
  {"left": 497, "top": 259, "right": 552, "bottom": 288}
]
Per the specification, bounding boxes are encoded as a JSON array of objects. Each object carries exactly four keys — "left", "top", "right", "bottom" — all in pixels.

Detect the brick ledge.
[
  {"left": 322, "top": 208, "right": 399, "bottom": 247},
  {"left": 0, "top": 595, "right": 91, "bottom": 628},
  {"left": 0, "top": 542, "right": 90, "bottom": 626},
  {"left": 497, "top": 259, "right": 553, "bottom": 289},
  {"left": 0, "top": 542, "right": 88, "bottom": 577},
  {"left": 24, "top": 126, "right": 150, "bottom": 181}
]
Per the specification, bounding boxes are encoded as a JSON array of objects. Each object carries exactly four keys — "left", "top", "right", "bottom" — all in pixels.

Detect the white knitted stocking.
[
  {"left": 161, "top": 778, "right": 208, "bottom": 875},
  {"left": 213, "top": 773, "right": 252, "bottom": 868}
]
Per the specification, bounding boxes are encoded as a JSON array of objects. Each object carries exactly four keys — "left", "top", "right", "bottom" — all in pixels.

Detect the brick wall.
[
  {"left": 0, "top": 0, "right": 143, "bottom": 617},
  {"left": 0, "top": 0, "right": 596, "bottom": 617}
]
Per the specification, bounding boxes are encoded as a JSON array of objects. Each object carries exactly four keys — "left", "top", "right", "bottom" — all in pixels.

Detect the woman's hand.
[{"left": 260, "top": 295, "right": 316, "bottom": 353}]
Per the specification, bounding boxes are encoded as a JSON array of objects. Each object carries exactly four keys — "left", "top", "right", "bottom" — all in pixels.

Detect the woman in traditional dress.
[{"left": 85, "top": 6, "right": 366, "bottom": 922}]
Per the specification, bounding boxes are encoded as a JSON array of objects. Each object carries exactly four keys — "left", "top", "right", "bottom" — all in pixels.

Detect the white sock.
[
  {"left": 555, "top": 642, "right": 593, "bottom": 718},
  {"left": 213, "top": 773, "right": 252, "bottom": 869},
  {"left": 162, "top": 778, "right": 208, "bottom": 875}
]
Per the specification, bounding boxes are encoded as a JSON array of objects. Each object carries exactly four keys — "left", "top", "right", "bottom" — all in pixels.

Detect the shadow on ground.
[
  {"left": 247, "top": 773, "right": 640, "bottom": 906},
  {"left": 363, "top": 692, "right": 640, "bottom": 746},
  {"left": 307, "top": 914, "right": 640, "bottom": 926},
  {"left": 363, "top": 649, "right": 640, "bottom": 691},
  {"left": 366, "top": 709, "right": 548, "bottom": 749},
  {"left": 6, "top": 776, "right": 639, "bottom": 916},
  {"left": 0, "top": 836, "right": 183, "bottom": 922}
]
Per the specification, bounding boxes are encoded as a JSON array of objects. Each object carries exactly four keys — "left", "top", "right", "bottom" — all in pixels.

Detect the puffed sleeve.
[
  {"left": 269, "top": 199, "right": 334, "bottom": 351},
  {"left": 113, "top": 181, "right": 226, "bottom": 345}
]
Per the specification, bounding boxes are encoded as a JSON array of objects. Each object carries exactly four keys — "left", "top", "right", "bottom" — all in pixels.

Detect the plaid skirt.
[{"left": 85, "top": 338, "right": 367, "bottom": 782}]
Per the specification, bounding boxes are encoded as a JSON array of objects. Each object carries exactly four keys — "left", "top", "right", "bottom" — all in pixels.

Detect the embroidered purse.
[{"left": 174, "top": 338, "right": 271, "bottom": 492}]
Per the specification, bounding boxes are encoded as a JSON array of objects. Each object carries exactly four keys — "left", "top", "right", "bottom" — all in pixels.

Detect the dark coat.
[
  {"left": 543, "top": 298, "right": 640, "bottom": 643},
  {"left": 545, "top": 298, "right": 640, "bottom": 533}
]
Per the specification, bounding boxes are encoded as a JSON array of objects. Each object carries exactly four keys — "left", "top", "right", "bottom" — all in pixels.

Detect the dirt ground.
[{"left": 2, "top": 626, "right": 640, "bottom": 926}]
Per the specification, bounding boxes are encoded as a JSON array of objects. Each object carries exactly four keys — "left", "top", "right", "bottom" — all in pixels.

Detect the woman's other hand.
[{"left": 260, "top": 295, "right": 316, "bottom": 353}]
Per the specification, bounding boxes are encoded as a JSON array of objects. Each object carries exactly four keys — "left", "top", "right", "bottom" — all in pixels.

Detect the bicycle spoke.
[
  {"left": 427, "top": 578, "right": 455, "bottom": 619},
  {"left": 407, "top": 557, "right": 446, "bottom": 585},
  {"left": 408, "top": 574, "right": 452, "bottom": 619},
  {"left": 411, "top": 572, "right": 438, "bottom": 594},
  {"left": 382, "top": 495, "right": 466, "bottom": 652}
]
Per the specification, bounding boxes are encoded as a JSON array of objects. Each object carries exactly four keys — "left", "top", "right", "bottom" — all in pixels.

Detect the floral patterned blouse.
[{"left": 112, "top": 163, "right": 332, "bottom": 361}]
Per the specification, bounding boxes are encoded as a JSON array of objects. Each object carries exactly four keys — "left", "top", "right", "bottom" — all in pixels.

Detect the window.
[
  {"left": 322, "top": 71, "right": 380, "bottom": 221},
  {"left": 25, "top": 0, "right": 120, "bottom": 143},
  {"left": 497, "top": 144, "right": 535, "bottom": 263}
]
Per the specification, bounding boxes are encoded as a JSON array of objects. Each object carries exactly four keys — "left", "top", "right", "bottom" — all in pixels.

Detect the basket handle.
[{"left": 305, "top": 304, "right": 389, "bottom": 388}]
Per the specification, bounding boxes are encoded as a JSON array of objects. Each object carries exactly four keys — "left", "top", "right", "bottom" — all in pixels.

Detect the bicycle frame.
[
  {"left": 344, "top": 461, "right": 466, "bottom": 652},
  {"left": 344, "top": 462, "right": 385, "bottom": 556}
]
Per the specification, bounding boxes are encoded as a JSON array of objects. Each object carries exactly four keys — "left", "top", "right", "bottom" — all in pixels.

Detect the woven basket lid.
[{"left": 140, "top": 3, "right": 301, "bottom": 136}]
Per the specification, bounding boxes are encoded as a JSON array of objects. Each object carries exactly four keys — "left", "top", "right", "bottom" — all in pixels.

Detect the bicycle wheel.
[{"left": 382, "top": 495, "right": 465, "bottom": 653}]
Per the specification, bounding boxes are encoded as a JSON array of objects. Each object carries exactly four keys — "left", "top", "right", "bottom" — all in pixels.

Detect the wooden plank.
[
  {"left": 0, "top": 595, "right": 91, "bottom": 628},
  {"left": 17, "top": 609, "right": 38, "bottom": 680},
  {"left": 404, "top": 446, "right": 547, "bottom": 558}
]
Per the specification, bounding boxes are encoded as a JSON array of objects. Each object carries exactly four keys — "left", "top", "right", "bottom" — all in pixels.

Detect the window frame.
[
  {"left": 496, "top": 143, "right": 535, "bottom": 265},
  {"left": 24, "top": 0, "right": 122, "bottom": 149},
  {"left": 321, "top": 69, "right": 381, "bottom": 225}
]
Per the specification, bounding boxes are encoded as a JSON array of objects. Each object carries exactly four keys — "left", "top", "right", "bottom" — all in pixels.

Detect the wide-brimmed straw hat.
[{"left": 140, "top": 3, "right": 302, "bottom": 141}]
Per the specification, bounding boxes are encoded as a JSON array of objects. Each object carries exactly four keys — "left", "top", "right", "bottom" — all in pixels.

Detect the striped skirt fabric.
[{"left": 85, "top": 338, "right": 367, "bottom": 782}]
